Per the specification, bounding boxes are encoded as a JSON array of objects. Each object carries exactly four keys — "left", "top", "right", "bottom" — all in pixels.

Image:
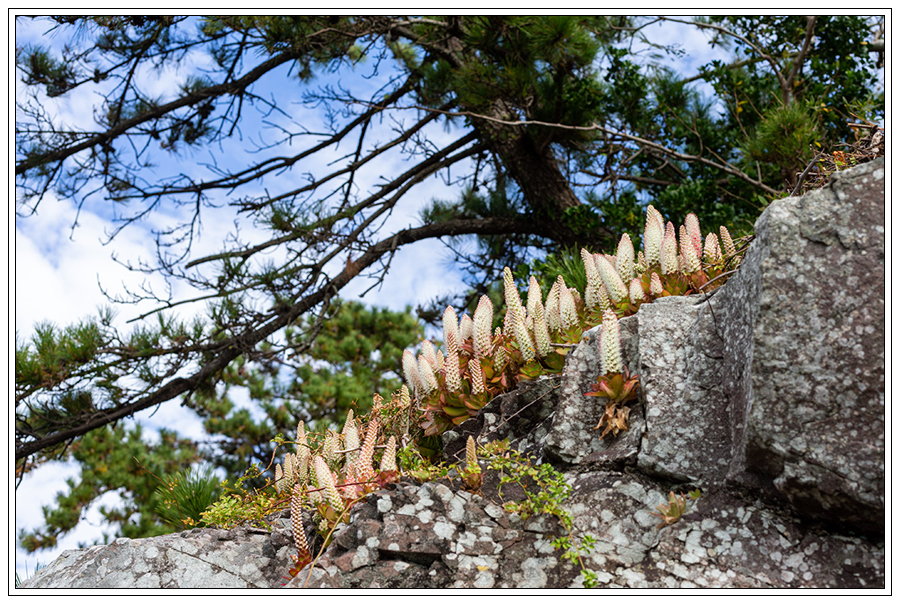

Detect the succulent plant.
[
  {"left": 584, "top": 310, "right": 640, "bottom": 439},
  {"left": 461, "top": 435, "right": 482, "bottom": 492},
  {"left": 401, "top": 206, "right": 746, "bottom": 437}
]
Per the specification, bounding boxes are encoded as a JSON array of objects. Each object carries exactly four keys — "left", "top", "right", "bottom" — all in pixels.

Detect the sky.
[{"left": 12, "top": 13, "right": 885, "bottom": 581}]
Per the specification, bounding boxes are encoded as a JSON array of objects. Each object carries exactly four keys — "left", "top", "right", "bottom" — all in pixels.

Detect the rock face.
[
  {"left": 18, "top": 522, "right": 297, "bottom": 588},
  {"left": 722, "top": 157, "right": 885, "bottom": 535},
  {"left": 20, "top": 158, "right": 885, "bottom": 589}
]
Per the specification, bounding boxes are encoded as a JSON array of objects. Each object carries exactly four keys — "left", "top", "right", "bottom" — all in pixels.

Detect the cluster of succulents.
[
  {"left": 403, "top": 206, "right": 743, "bottom": 436},
  {"left": 279, "top": 206, "right": 744, "bottom": 575},
  {"left": 276, "top": 396, "right": 406, "bottom": 573}
]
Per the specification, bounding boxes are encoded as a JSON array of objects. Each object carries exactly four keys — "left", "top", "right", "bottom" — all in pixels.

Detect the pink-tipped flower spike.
[
  {"left": 275, "top": 463, "right": 285, "bottom": 493},
  {"left": 647, "top": 205, "right": 665, "bottom": 231},
  {"left": 462, "top": 435, "right": 482, "bottom": 490},
  {"left": 650, "top": 272, "right": 664, "bottom": 296},
  {"left": 704, "top": 233, "right": 723, "bottom": 264},
  {"left": 661, "top": 226, "right": 679, "bottom": 275},
  {"left": 545, "top": 279, "right": 561, "bottom": 333},
  {"left": 616, "top": 234, "right": 635, "bottom": 282},
  {"left": 296, "top": 446, "right": 309, "bottom": 486},
  {"left": 720, "top": 225, "right": 736, "bottom": 257},
  {"left": 380, "top": 436, "right": 397, "bottom": 472},
  {"left": 581, "top": 248, "right": 605, "bottom": 311},
  {"left": 636, "top": 250, "right": 647, "bottom": 273},
  {"left": 685, "top": 213, "right": 703, "bottom": 257},
  {"left": 399, "top": 384, "right": 411, "bottom": 408},
  {"left": 680, "top": 227, "right": 702, "bottom": 273},
  {"left": 503, "top": 267, "right": 525, "bottom": 322},
  {"left": 339, "top": 463, "right": 360, "bottom": 500},
  {"left": 570, "top": 287, "right": 583, "bottom": 310},
  {"left": 595, "top": 280, "right": 612, "bottom": 312},
  {"left": 503, "top": 308, "right": 515, "bottom": 338},
  {"left": 473, "top": 295, "right": 494, "bottom": 358},
  {"left": 285, "top": 453, "right": 298, "bottom": 487},
  {"left": 371, "top": 393, "right": 384, "bottom": 414},
  {"left": 468, "top": 357, "right": 486, "bottom": 394},
  {"left": 443, "top": 306, "right": 460, "bottom": 355},
  {"left": 493, "top": 327, "right": 507, "bottom": 368},
  {"left": 307, "top": 483, "right": 324, "bottom": 506},
  {"left": 459, "top": 314, "right": 474, "bottom": 343},
  {"left": 665, "top": 221, "right": 677, "bottom": 243},
  {"left": 629, "top": 278, "right": 645, "bottom": 305},
  {"left": 600, "top": 310, "right": 624, "bottom": 375},
  {"left": 417, "top": 355, "right": 439, "bottom": 393},
  {"left": 435, "top": 349, "right": 444, "bottom": 371},
  {"left": 558, "top": 276, "right": 580, "bottom": 331},
  {"left": 466, "top": 435, "right": 478, "bottom": 470},
  {"left": 421, "top": 340, "right": 439, "bottom": 369},
  {"left": 527, "top": 276, "right": 544, "bottom": 320},
  {"left": 513, "top": 310, "right": 536, "bottom": 362},
  {"left": 323, "top": 431, "right": 339, "bottom": 465},
  {"left": 531, "top": 300, "right": 553, "bottom": 357},
  {"left": 644, "top": 206, "right": 665, "bottom": 267},
  {"left": 291, "top": 484, "right": 313, "bottom": 565},
  {"left": 293, "top": 421, "right": 310, "bottom": 482},
  {"left": 403, "top": 350, "right": 421, "bottom": 393},
  {"left": 342, "top": 410, "right": 360, "bottom": 469},
  {"left": 594, "top": 254, "right": 629, "bottom": 303},
  {"left": 356, "top": 419, "right": 378, "bottom": 481},
  {"left": 444, "top": 349, "right": 462, "bottom": 392},
  {"left": 295, "top": 421, "right": 308, "bottom": 454},
  {"left": 313, "top": 456, "right": 345, "bottom": 515}
]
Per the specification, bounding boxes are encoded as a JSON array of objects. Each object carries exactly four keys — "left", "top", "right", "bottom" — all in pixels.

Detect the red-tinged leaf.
[
  {"left": 442, "top": 405, "right": 469, "bottom": 417},
  {"left": 464, "top": 396, "right": 488, "bottom": 411},
  {"left": 287, "top": 552, "right": 313, "bottom": 577},
  {"left": 374, "top": 470, "right": 400, "bottom": 488},
  {"left": 451, "top": 414, "right": 471, "bottom": 426}
]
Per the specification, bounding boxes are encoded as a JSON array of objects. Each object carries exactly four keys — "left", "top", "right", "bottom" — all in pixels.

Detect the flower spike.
[
  {"left": 473, "top": 295, "right": 494, "bottom": 357},
  {"left": 616, "top": 234, "right": 635, "bottom": 282},
  {"left": 600, "top": 310, "right": 624, "bottom": 375}
]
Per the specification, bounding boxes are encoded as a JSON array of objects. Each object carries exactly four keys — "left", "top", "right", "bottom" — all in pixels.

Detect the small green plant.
[
  {"left": 651, "top": 489, "right": 701, "bottom": 530},
  {"left": 481, "top": 440, "right": 598, "bottom": 587},
  {"left": 459, "top": 435, "right": 483, "bottom": 493},
  {"left": 15, "top": 561, "right": 46, "bottom": 587},
  {"left": 154, "top": 465, "right": 222, "bottom": 529},
  {"left": 200, "top": 464, "right": 281, "bottom": 530}
]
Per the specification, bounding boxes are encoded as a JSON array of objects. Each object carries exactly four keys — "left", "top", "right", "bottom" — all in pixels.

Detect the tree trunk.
[{"left": 475, "top": 99, "right": 582, "bottom": 215}]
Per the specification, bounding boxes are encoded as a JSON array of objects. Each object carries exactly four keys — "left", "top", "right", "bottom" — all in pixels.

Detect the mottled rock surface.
[
  {"left": 636, "top": 294, "right": 732, "bottom": 484},
  {"left": 287, "top": 472, "right": 883, "bottom": 589},
  {"left": 18, "top": 522, "right": 296, "bottom": 588},
  {"left": 725, "top": 157, "right": 885, "bottom": 536}
]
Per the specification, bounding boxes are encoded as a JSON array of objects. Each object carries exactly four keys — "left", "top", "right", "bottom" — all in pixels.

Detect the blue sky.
[{"left": 13, "top": 13, "right": 884, "bottom": 579}]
